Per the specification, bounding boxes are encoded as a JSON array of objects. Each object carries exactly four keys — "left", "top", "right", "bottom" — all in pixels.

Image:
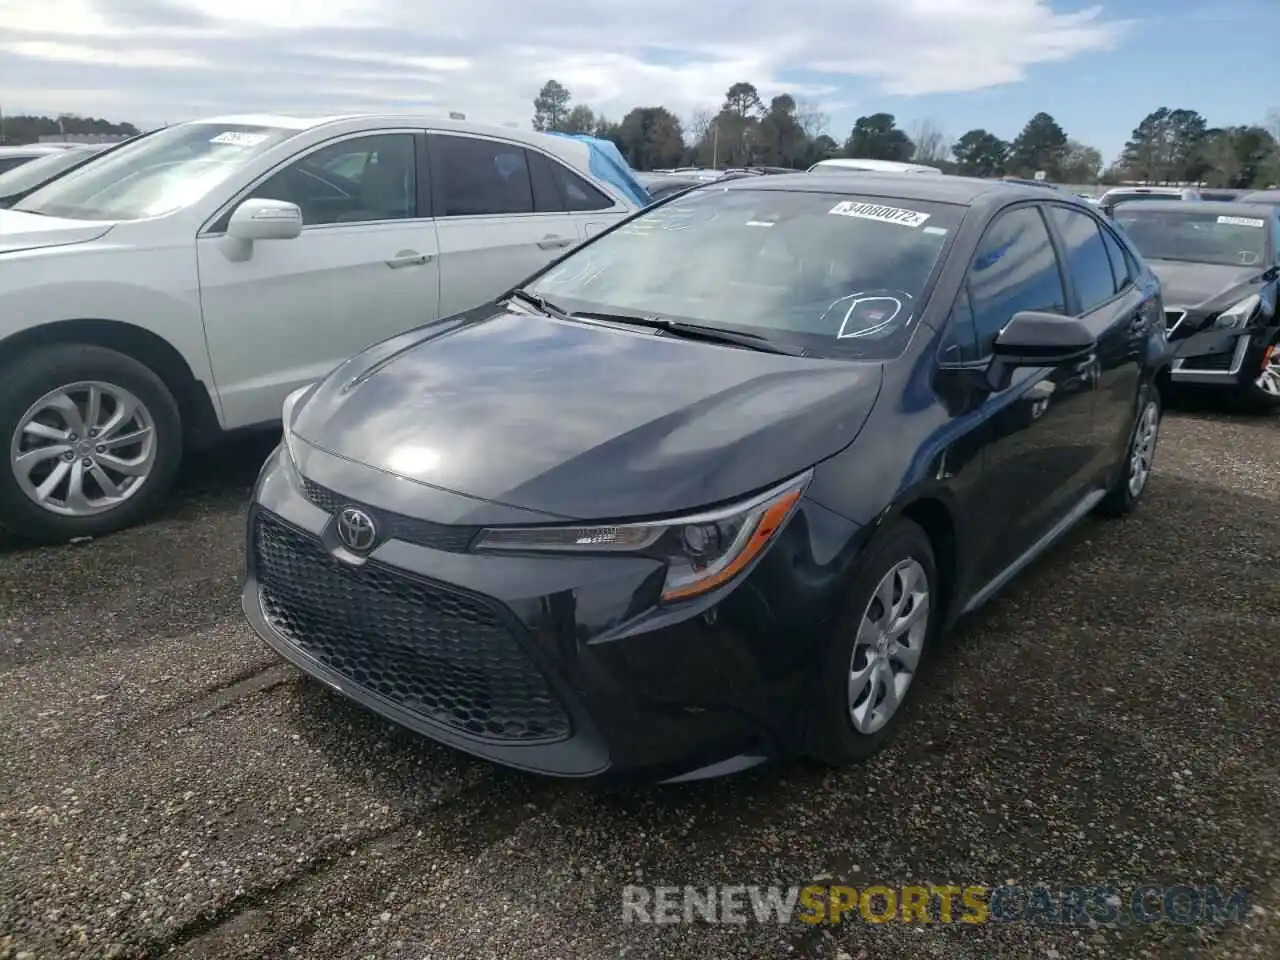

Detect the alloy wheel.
[
  {"left": 1127, "top": 399, "right": 1160, "bottom": 498},
  {"left": 848, "top": 558, "right": 929, "bottom": 735},
  {"left": 1256, "top": 345, "right": 1280, "bottom": 398},
  {"left": 9, "top": 380, "right": 158, "bottom": 517}
]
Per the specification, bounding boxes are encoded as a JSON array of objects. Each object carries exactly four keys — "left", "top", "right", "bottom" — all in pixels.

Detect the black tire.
[
  {"left": 0, "top": 343, "right": 183, "bottom": 543},
  {"left": 804, "top": 518, "right": 939, "bottom": 766},
  {"left": 1097, "top": 382, "right": 1161, "bottom": 518}
]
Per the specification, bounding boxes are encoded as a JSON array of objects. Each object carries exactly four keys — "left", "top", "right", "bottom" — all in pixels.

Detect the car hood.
[
  {"left": 294, "top": 306, "right": 884, "bottom": 521},
  {"left": 1148, "top": 260, "right": 1263, "bottom": 312},
  {"left": 0, "top": 208, "right": 115, "bottom": 254}
]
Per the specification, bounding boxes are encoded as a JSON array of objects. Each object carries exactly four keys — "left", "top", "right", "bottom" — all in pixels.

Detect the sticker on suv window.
[
  {"left": 209, "top": 131, "right": 270, "bottom": 147},
  {"left": 1217, "top": 215, "right": 1265, "bottom": 228},
  {"left": 829, "top": 201, "right": 931, "bottom": 227}
]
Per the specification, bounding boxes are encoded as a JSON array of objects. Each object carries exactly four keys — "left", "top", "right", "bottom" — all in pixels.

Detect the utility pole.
[
  {"left": 712, "top": 120, "right": 719, "bottom": 170},
  {"left": 0, "top": 102, "right": 5, "bottom": 144}
]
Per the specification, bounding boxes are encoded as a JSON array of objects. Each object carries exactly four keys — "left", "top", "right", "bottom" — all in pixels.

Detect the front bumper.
[
  {"left": 1168, "top": 322, "right": 1279, "bottom": 388},
  {"left": 240, "top": 443, "right": 862, "bottom": 781}
]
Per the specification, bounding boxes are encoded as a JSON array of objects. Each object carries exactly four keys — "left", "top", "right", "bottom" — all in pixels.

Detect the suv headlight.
[
  {"left": 473, "top": 470, "right": 812, "bottom": 602},
  {"left": 1214, "top": 294, "right": 1261, "bottom": 329}
]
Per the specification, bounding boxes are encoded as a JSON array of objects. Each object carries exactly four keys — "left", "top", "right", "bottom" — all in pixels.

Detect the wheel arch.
[
  {"left": 867, "top": 490, "right": 962, "bottom": 628},
  {"left": 0, "top": 319, "right": 222, "bottom": 448}
]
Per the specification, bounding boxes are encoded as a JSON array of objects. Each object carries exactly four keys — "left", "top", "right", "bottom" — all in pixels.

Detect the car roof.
[
  {"left": 188, "top": 113, "right": 567, "bottom": 149},
  {"left": 1110, "top": 199, "right": 1277, "bottom": 217},
  {"left": 1239, "top": 190, "right": 1280, "bottom": 203},
  {"left": 721, "top": 171, "right": 1074, "bottom": 207}
]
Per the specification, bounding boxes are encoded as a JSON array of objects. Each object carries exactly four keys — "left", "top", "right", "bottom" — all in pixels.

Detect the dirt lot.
[{"left": 2, "top": 404, "right": 1278, "bottom": 960}]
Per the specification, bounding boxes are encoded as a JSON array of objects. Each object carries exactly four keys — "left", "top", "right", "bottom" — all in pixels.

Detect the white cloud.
[{"left": 0, "top": 0, "right": 1132, "bottom": 128}]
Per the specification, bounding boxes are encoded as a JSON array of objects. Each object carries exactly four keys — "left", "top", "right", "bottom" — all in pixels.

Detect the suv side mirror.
[
  {"left": 986, "top": 310, "right": 1096, "bottom": 391},
  {"left": 226, "top": 198, "right": 303, "bottom": 242}
]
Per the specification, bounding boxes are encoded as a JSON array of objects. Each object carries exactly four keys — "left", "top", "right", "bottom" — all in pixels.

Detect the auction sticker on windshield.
[
  {"left": 1217, "top": 215, "right": 1265, "bottom": 228},
  {"left": 829, "top": 201, "right": 931, "bottom": 228},
  {"left": 209, "top": 131, "right": 270, "bottom": 147}
]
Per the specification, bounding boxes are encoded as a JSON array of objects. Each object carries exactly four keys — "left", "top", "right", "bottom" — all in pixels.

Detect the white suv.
[{"left": 0, "top": 114, "right": 644, "bottom": 542}]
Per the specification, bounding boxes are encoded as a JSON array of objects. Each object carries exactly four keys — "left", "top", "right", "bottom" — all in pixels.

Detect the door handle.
[
  {"left": 537, "top": 236, "right": 574, "bottom": 250},
  {"left": 386, "top": 252, "right": 431, "bottom": 268}
]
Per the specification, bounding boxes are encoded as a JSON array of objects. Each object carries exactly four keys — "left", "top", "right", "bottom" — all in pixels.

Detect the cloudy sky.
[{"left": 0, "top": 0, "right": 1274, "bottom": 160}]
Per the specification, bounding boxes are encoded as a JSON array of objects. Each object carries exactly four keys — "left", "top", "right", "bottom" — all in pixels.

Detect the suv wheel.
[
  {"left": 1098, "top": 385, "right": 1160, "bottom": 517},
  {"left": 806, "top": 519, "right": 937, "bottom": 766},
  {"left": 0, "top": 344, "right": 182, "bottom": 543}
]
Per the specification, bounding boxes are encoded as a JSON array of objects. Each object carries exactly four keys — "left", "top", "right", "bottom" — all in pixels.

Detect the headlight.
[
  {"left": 280, "top": 383, "right": 314, "bottom": 468},
  {"left": 473, "top": 471, "right": 812, "bottom": 602},
  {"left": 1214, "top": 294, "right": 1261, "bottom": 329}
]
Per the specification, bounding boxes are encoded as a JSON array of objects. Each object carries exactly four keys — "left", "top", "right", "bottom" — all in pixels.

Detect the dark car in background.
[
  {"left": 633, "top": 168, "right": 767, "bottom": 204},
  {"left": 0, "top": 144, "right": 82, "bottom": 176},
  {"left": 0, "top": 143, "right": 109, "bottom": 208},
  {"left": 1112, "top": 200, "right": 1280, "bottom": 405},
  {"left": 243, "top": 174, "right": 1170, "bottom": 782},
  {"left": 1097, "top": 186, "right": 1200, "bottom": 217}
]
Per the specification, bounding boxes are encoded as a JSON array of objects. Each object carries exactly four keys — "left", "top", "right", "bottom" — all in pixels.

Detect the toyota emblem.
[{"left": 335, "top": 506, "right": 377, "bottom": 553}]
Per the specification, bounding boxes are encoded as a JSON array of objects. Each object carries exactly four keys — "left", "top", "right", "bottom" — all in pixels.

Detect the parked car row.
[{"left": 4, "top": 121, "right": 1277, "bottom": 782}]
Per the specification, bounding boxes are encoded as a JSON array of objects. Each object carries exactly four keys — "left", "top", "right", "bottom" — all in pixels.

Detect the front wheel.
[
  {"left": 0, "top": 344, "right": 183, "bottom": 543},
  {"left": 804, "top": 519, "right": 938, "bottom": 766}
]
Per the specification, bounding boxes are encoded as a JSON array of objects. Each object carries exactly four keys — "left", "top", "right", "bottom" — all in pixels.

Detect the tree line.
[
  {"left": 534, "top": 79, "right": 1280, "bottom": 188},
  {"left": 0, "top": 113, "right": 139, "bottom": 145},
  {"left": 6, "top": 95, "right": 1275, "bottom": 190}
]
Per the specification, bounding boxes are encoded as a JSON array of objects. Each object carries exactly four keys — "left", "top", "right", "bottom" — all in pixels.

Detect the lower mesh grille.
[{"left": 253, "top": 512, "right": 570, "bottom": 742}]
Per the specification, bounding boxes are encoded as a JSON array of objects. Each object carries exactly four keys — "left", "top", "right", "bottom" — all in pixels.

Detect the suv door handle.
[
  {"left": 386, "top": 252, "right": 431, "bottom": 268},
  {"left": 537, "top": 236, "right": 574, "bottom": 250}
]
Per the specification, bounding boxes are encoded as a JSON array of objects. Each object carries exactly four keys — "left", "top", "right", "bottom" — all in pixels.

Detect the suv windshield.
[
  {"left": 14, "top": 122, "right": 298, "bottom": 221},
  {"left": 525, "top": 187, "right": 962, "bottom": 359},
  {"left": 1114, "top": 207, "right": 1270, "bottom": 267}
]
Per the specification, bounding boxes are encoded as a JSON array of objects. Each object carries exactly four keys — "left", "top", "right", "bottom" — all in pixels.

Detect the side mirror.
[
  {"left": 226, "top": 198, "right": 303, "bottom": 242},
  {"left": 986, "top": 310, "right": 1096, "bottom": 391}
]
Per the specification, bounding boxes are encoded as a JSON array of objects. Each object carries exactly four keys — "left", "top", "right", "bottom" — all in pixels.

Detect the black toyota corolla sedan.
[
  {"left": 243, "top": 174, "right": 1171, "bottom": 782},
  {"left": 1113, "top": 200, "right": 1280, "bottom": 406}
]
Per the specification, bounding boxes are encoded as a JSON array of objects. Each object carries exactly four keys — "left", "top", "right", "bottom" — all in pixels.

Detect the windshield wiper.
[
  {"left": 572, "top": 311, "right": 807, "bottom": 356},
  {"left": 506, "top": 287, "right": 573, "bottom": 321}
]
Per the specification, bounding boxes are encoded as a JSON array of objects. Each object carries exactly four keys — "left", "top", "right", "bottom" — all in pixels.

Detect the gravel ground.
[{"left": 1, "top": 403, "right": 1278, "bottom": 960}]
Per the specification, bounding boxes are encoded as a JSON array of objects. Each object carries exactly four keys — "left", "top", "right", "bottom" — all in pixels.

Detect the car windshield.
[
  {"left": 14, "top": 122, "right": 298, "bottom": 221},
  {"left": 525, "top": 187, "right": 963, "bottom": 359},
  {"left": 0, "top": 148, "right": 99, "bottom": 198},
  {"left": 1114, "top": 208, "right": 1270, "bottom": 267}
]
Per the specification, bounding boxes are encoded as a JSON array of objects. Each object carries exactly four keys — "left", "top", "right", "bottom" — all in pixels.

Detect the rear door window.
[{"left": 433, "top": 135, "right": 534, "bottom": 216}]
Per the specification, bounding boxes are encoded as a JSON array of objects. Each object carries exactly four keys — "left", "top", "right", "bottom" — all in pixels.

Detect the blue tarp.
[{"left": 546, "top": 132, "right": 651, "bottom": 209}]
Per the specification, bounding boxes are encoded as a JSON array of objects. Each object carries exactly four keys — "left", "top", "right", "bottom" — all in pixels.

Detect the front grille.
[
  {"left": 302, "top": 478, "right": 479, "bottom": 553},
  {"left": 253, "top": 512, "right": 570, "bottom": 742}
]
